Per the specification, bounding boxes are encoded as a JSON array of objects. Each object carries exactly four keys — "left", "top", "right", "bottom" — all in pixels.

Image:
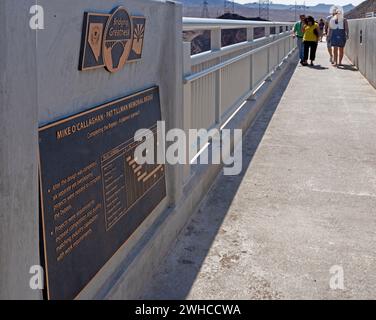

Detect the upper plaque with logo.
[{"left": 79, "top": 6, "right": 146, "bottom": 72}]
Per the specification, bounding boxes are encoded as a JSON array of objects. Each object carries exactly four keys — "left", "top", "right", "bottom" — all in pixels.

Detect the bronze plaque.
[
  {"left": 88, "top": 23, "right": 103, "bottom": 62},
  {"left": 78, "top": 6, "right": 146, "bottom": 72},
  {"left": 102, "top": 7, "right": 133, "bottom": 73},
  {"left": 129, "top": 17, "right": 146, "bottom": 62},
  {"left": 39, "top": 87, "right": 166, "bottom": 300}
]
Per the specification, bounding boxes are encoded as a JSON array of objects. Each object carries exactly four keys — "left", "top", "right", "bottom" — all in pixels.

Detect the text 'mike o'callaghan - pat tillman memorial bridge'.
[{"left": 0, "top": 0, "right": 375, "bottom": 300}]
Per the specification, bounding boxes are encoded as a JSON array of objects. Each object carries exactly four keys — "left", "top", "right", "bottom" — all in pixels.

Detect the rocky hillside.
[
  {"left": 181, "top": 1, "right": 354, "bottom": 13},
  {"left": 244, "top": 2, "right": 354, "bottom": 13},
  {"left": 346, "top": 0, "right": 376, "bottom": 18},
  {"left": 179, "top": 1, "right": 352, "bottom": 21}
]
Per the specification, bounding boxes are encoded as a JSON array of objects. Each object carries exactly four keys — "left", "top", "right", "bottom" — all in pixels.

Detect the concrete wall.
[
  {"left": 0, "top": 0, "right": 184, "bottom": 300},
  {"left": 0, "top": 0, "right": 41, "bottom": 300},
  {"left": 37, "top": 0, "right": 184, "bottom": 205},
  {"left": 346, "top": 18, "right": 376, "bottom": 88}
]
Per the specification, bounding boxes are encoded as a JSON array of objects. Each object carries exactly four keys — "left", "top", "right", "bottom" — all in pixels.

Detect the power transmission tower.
[
  {"left": 290, "top": 1, "right": 309, "bottom": 21},
  {"left": 224, "top": 1, "right": 235, "bottom": 14},
  {"left": 259, "top": 0, "right": 270, "bottom": 20},
  {"left": 201, "top": 1, "right": 209, "bottom": 18},
  {"left": 290, "top": 1, "right": 308, "bottom": 21}
]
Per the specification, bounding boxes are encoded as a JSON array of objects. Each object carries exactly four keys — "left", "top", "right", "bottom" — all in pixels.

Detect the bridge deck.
[{"left": 141, "top": 43, "right": 376, "bottom": 299}]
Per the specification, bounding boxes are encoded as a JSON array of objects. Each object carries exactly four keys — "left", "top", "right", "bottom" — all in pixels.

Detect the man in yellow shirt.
[{"left": 302, "top": 16, "right": 320, "bottom": 66}]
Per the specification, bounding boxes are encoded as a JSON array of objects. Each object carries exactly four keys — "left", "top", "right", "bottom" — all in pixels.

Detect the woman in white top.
[{"left": 328, "top": 6, "right": 349, "bottom": 67}]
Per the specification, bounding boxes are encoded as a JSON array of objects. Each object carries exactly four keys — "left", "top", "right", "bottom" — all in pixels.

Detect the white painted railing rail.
[
  {"left": 183, "top": 17, "right": 294, "bottom": 30},
  {"left": 182, "top": 18, "right": 296, "bottom": 181}
]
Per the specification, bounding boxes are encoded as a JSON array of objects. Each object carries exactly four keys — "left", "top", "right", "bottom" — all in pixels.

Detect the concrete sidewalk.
[{"left": 141, "top": 43, "right": 376, "bottom": 300}]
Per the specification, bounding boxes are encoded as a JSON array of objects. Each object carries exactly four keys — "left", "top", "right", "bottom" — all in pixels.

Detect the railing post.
[
  {"left": 246, "top": 27, "right": 254, "bottom": 42},
  {"left": 211, "top": 28, "right": 222, "bottom": 124},
  {"left": 276, "top": 25, "right": 280, "bottom": 66},
  {"left": 211, "top": 28, "right": 221, "bottom": 51},
  {"left": 183, "top": 42, "right": 192, "bottom": 182},
  {"left": 290, "top": 25, "right": 294, "bottom": 51},
  {"left": 265, "top": 25, "right": 270, "bottom": 38},
  {"left": 283, "top": 26, "right": 290, "bottom": 58},
  {"left": 265, "top": 26, "right": 271, "bottom": 74},
  {"left": 247, "top": 27, "right": 254, "bottom": 91}
]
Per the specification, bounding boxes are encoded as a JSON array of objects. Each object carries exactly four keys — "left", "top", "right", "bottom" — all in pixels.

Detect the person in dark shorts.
[{"left": 328, "top": 6, "right": 349, "bottom": 66}]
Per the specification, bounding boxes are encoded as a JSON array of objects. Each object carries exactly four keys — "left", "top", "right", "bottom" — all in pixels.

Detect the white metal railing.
[
  {"left": 183, "top": 17, "right": 293, "bottom": 30},
  {"left": 182, "top": 18, "right": 296, "bottom": 180}
]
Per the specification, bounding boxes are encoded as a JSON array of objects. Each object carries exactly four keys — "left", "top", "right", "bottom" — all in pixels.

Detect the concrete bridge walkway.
[{"left": 141, "top": 43, "right": 376, "bottom": 299}]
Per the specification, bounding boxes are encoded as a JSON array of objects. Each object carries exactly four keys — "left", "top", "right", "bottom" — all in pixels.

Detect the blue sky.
[{"left": 235, "top": 0, "right": 364, "bottom": 6}]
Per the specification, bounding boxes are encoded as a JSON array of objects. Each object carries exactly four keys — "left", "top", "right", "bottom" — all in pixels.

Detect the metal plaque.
[
  {"left": 39, "top": 87, "right": 166, "bottom": 300},
  {"left": 79, "top": 6, "right": 146, "bottom": 72}
]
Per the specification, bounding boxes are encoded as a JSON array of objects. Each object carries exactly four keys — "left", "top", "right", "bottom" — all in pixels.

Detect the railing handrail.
[
  {"left": 183, "top": 17, "right": 295, "bottom": 31},
  {"left": 189, "top": 32, "right": 287, "bottom": 67},
  {"left": 348, "top": 16, "right": 376, "bottom": 21},
  {"left": 184, "top": 33, "right": 291, "bottom": 83},
  {"left": 181, "top": 16, "right": 297, "bottom": 182}
]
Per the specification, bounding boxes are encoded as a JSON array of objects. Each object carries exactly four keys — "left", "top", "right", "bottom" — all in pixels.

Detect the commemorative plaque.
[
  {"left": 39, "top": 87, "right": 166, "bottom": 300},
  {"left": 79, "top": 6, "right": 146, "bottom": 72}
]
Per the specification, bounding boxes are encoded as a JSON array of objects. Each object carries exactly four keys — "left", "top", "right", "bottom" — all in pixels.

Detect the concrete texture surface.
[
  {"left": 0, "top": 0, "right": 183, "bottom": 300},
  {"left": 346, "top": 18, "right": 376, "bottom": 89},
  {"left": 141, "top": 43, "right": 376, "bottom": 300},
  {"left": 0, "top": 1, "right": 40, "bottom": 300}
]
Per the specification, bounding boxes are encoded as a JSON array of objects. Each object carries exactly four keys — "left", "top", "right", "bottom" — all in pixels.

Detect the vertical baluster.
[
  {"left": 183, "top": 42, "right": 192, "bottom": 182},
  {"left": 211, "top": 28, "right": 222, "bottom": 125},
  {"left": 247, "top": 27, "right": 254, "bottom": 91},
  {"left": 265, "top": 26, "right": 271, "bottom": 75}
]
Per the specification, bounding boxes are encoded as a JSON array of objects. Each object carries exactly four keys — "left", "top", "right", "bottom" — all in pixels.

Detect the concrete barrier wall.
[
  {"left": 0, "top": 0, "right": 40, "bottom": 300},
  {"left": 346, "top": 18, "right": 376, "bottom": 88},
  {"left": 0, "top": 0, "right": 183, "bottom": 299}
]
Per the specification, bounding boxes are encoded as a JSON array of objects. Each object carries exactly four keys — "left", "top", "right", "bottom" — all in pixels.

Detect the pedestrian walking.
[
  {"left": 319, "top": 19, "right": 325, "bottom": 42},
  {"left": 328, "top": 6, "right": 349, "bottom": 67},
  {"left": 325, "top": 7, "right": 337, "bottom": 64},
  {"left": 302, "top": 16, "right": 320, "bottom": 66},
  {"left": 293, "top": 14, "right": 306, "bottom": 65}
]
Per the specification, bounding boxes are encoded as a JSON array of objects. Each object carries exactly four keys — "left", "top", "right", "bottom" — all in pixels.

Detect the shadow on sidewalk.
[
  {"left": 308, "top": 64, "right": 329, "bottom": 70},
  {"left": 336, "top": 64, "right": 358, "bottom": 71},
  {"left": 142, "top": 59, "right": 299, "bottom": 300}
]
